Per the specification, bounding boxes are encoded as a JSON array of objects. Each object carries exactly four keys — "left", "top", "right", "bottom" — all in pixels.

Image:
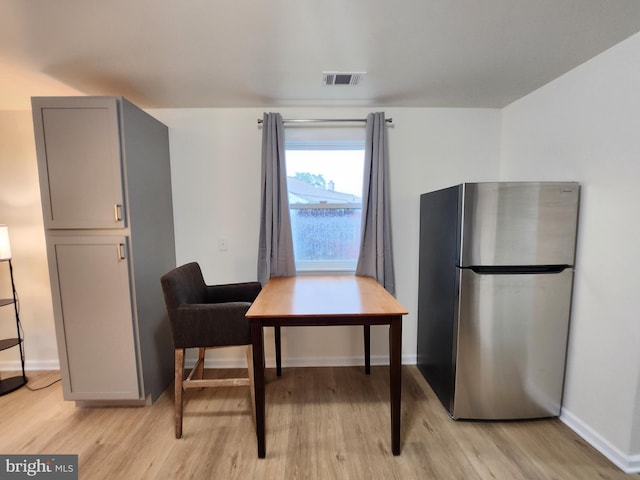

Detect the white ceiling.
[{"left": 1, "top": 0, "right": 640, "bottom": 110}]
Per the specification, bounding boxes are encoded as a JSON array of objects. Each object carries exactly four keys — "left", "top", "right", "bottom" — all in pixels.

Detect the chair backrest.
[
  {"left": 160, "top": 262, "right": 207, "bottom": 314},
  {"left": 161, "top": 262, "right": 257, "bottom": 349}
]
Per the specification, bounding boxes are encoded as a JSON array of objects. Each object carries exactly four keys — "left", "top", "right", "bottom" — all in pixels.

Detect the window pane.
[
  {"left": 285, "top": 149, "right": 364, "bottom": 272},
  {"left": 290, "top": 206, "right": 362, "bottom": 265}
]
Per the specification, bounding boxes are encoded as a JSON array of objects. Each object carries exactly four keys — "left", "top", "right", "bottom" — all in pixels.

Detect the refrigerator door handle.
[{"left": 467, "top": 265, "right": 570, "bottom": 275}]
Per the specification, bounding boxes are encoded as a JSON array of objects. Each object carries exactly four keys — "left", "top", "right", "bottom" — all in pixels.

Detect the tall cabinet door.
[
  {"left": 48, "top": 236, "right": 141, "bottom": 400},
  {"left": 32, "top": 98, "right": 125, "bottom": 229}
]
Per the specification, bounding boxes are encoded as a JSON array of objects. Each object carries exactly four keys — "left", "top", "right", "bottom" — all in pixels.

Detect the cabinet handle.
[
  {"left": 114, "top": 204, "right": 123, "bottom": 222},
  {"left": 117, "top": 244, "right": 126, "bottom": 261}
]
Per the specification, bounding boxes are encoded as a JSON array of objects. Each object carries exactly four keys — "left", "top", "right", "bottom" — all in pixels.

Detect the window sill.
[{"left": 295, "top": 269, "right": 355, "bottom": 276}]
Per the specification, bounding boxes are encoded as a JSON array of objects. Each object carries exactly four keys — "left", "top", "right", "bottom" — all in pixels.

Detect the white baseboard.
[
  {"left": 560, "top": 407, "right": 640, "bottom": 474},
  {"left": 0, "top": 359, "right": 60, "bottom": 371},
  {"left": 2, "top": 355, "right": 417, "bottom": 372}
]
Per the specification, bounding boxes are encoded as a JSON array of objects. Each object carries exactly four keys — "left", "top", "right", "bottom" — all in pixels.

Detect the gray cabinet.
[{"left": 32, "top": 96, "right": 176, "bottom": 404}]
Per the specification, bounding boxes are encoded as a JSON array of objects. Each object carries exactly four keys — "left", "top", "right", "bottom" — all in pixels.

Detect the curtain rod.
[{"left": 257, "top": 118, "right": 393, "bottom": 125}]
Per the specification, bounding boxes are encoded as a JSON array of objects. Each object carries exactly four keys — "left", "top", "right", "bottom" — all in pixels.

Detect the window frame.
[{"left": 284, "top": 129, "right": 365, "bottom": 274}]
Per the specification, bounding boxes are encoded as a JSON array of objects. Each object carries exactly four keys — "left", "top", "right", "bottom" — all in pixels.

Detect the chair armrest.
[
  {"left": 171, "top": 302, "right": 252, "bottom": 348},
  {"left": 205, "top": 282, "right": 262, "bottom": 304}
]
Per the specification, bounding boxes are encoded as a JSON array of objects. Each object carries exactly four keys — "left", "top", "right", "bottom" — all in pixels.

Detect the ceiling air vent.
[{"left": 322, "top": 72, "right": 366, "bottom": 86}]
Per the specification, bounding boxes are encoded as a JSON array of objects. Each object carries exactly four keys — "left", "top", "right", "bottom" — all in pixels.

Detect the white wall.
[
  {"left": 0, "top": 111, "right": 57, "bottom": 369},
  {"left": 501, "top": 32, "right": 640, "bottom": 471},
  {"left": 150, "top": 106, "right": 501, "bottom": 367}
]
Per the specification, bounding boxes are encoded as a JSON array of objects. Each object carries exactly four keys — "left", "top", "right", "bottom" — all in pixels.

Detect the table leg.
[
  {"left": 251, "top": 322, "right": 266, "bottom": 458},
  {"left": 364, "top": 325, "right": 371, "bottom": 375},
  {"left": 389, "top": 316, "right": 402, "bottom": 455},
  {"left": 274, "top": 325, "right": 282, "bottom": 377}
]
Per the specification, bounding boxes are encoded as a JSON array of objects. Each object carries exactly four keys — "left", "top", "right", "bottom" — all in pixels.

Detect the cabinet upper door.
[{"left": 32, "top": 97, "right": 125, "bottom": 229}]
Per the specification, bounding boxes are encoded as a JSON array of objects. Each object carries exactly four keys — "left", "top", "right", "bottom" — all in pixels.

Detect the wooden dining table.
[{"left": 245, "top": 275, "right": 409, "bottom": 458}]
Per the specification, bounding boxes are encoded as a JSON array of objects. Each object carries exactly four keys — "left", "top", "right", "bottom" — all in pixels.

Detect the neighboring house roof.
[{"left": 287, "top": 176, "right": 361, "bottom": 204}]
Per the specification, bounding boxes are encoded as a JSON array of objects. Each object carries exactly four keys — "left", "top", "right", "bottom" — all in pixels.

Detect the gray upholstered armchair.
[{"left": 160, "top": 262, "right": 262, "bottom": 438}]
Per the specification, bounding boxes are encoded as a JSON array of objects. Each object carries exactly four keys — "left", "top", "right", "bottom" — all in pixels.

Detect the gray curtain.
[
  {"left": 257, "top": 112, "right": 296, "bottom": 285},
  {"left": 356, "top": 112, "right": 395, "bottom": 295}
]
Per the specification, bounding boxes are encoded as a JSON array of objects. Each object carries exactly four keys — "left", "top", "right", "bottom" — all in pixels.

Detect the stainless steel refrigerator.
[{"left": 417, "top": 182, "right": 580, "bottom": 420}]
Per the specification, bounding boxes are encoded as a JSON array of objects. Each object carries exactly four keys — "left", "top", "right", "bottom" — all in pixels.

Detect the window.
[{"left": 285, "top": 127, "right": 365, "bottom": 272}]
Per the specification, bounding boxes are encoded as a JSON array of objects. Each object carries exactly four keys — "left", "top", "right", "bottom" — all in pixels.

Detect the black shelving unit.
[{"left": 0, "top": 259, "right": 26, "bottom": 395}]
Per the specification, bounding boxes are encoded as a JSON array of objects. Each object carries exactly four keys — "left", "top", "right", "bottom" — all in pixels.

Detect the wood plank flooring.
[{"left": 0, "top": 366, "right": 635, "bottom": 479}]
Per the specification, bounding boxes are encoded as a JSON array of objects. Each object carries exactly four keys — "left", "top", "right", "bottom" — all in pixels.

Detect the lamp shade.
[{"left": 0, "top": 225, "right": 11, "bottom": 261}]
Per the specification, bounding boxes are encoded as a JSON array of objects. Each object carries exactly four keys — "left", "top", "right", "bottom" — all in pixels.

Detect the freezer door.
[
  {"left": 460, "top": 182, "right": 579, "bottom": 267},
  {"left": 453, "top": 268, "right": 573, "bottom": 419}
]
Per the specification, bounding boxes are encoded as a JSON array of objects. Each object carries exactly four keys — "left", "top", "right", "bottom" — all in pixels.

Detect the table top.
[{"left": 245, "top": 275, "right": 408, "bottom": 318}]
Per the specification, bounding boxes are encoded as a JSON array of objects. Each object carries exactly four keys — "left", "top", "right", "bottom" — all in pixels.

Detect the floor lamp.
[{"left": 0, "top": 225, "right": 27, "bottom": 395}]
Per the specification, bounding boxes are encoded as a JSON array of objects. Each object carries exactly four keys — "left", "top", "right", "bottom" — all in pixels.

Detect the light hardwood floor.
[{"left": 0, "top": 366, "right": 635, "bottom": 479}]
